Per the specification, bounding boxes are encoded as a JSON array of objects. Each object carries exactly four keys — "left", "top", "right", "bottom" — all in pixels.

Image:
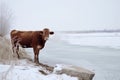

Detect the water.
[{"left": 26, "top": 32, "right": 120, "bottom": 80}]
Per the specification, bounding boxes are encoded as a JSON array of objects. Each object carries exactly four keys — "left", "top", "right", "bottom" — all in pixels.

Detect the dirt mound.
[{"left": 0, "top": 36, "right": 30, "bottom": 64}]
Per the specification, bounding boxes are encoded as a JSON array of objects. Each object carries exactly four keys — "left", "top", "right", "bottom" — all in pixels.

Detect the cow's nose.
[{"left": 44, "top": 37, "right": 48, "bottom": 40}]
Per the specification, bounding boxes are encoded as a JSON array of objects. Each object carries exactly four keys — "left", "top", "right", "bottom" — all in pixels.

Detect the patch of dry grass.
[
  {"left": 0, "top": 36, "right": 12, "bottom": 64},
  {"left": 0, "top": 36, "right": 30, "bottom": 64}
]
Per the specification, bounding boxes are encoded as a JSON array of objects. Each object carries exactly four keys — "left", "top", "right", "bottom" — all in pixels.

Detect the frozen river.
[{"left": 26, "top": 32, "right": 120, "bottom": 80}]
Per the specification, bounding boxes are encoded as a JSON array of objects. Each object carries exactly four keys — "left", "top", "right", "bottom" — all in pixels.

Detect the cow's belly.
[
  {"left": 21, "top": 44, "right": 32, "bottom": 48},
  {"left": 19, "top": 42, "right": 32, "bottom": 48}
]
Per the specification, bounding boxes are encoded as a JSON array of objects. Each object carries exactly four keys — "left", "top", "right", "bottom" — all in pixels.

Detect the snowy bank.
[
  {"left": 0, "top": 64, "right": 78, "bottom": 80},
  {"left": 0, "top": 62, "right": 95, "bottom": 80},
  {"left": 0, "top": 36, "right": 30, "bottom": 64}
]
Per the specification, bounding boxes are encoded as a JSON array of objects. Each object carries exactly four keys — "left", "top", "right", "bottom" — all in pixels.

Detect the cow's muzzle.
[{"left": 44, "top": 37, "right": 49, "bottom": 40}]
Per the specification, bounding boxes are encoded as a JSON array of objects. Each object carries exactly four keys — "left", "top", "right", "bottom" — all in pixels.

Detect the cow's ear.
[
  {"left": 50, "top": 31, "right": 54, "bottom": 35},
  {"left": 40, "top": 31, "right": 43, "bottom": 35}
]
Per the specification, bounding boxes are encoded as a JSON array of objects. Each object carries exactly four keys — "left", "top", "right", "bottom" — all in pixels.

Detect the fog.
[{"left": 1, "top": 0, "right": 120, "bottom": 31}]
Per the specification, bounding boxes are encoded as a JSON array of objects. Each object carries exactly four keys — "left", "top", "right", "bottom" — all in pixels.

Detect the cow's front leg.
[
  {"left": 33, "top": 47, "right": 40, "bottom": 64},
  {"left": 36, "top": 49, "right": 40, "bottom": 64},
  {"left": 33, "top": 47, "right": 37, "bottom": 63}
]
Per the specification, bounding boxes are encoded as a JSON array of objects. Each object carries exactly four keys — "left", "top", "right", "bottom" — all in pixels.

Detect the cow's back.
[{"left": 11, "top": 30, "right": 33, "bottom": 48}]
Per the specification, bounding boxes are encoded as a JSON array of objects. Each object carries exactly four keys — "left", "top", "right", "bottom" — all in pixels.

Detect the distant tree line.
[{"left": 62, "top": 29, "right": 120, "bottom": 34}]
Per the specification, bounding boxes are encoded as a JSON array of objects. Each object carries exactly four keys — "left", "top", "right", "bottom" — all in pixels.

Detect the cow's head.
[{"left": 41, "top": 28, "right": 54, "bottom": 40}]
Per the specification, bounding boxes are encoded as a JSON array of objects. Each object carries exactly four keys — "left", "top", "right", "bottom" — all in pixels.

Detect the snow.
[
  {"left": 0, "top": 63, "right": 78, "bottom": 80},
  {"left": 60, "top": 32, "right": 120, "bottom": 49},
  {"left": 54, "top": 64, "right": 64, "bottom": 71}
]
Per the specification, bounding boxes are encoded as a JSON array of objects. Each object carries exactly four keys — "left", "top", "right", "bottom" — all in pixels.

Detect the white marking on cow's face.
[
  {"left": 44, "top": 37, "right": 49, "bottom": 40},
  {"left": 37, "top": 45, "right": 41, "bottom": 49},
  {"left": 43, "top": 28, "right": 50, "bottom": 40}
]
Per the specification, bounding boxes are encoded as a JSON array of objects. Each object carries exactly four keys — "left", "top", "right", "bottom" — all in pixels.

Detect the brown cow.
[{"left": 10, "top": 28, "right": 54, "bottom": 63}]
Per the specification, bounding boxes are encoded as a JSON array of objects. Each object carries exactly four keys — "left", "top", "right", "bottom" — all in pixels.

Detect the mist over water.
[{"left": 60, "top": 32, "right": 120, "bottom": 49}]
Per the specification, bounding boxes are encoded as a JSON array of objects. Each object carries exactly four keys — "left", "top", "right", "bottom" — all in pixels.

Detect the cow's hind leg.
[
  {"left": 11, "top": 41, "right": 14, "bottom": 53},
  {"left": 11, "top": 36, "right": 20, "bottom": 59},
  {"left": 14, "top": 40, "right": 20, "bottom": 59},
  {"left": 11, "top": 38, "right": 15, "bottom": 54},
  {"left": 16, "top": 44, "right": 20, "bottom": 58}
]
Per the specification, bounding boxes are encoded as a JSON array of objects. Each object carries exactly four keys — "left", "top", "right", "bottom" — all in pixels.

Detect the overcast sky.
[{"left": 1, "top": 0, "right": 120, "bottom": 31}]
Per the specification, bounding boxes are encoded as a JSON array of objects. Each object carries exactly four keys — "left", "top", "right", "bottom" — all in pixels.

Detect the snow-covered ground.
[{"left": 0, "top": 62, "right": 78, "bottom": 80}]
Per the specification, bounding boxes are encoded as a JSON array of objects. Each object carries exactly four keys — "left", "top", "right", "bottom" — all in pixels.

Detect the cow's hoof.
[
  {"left": 35, "top": 61, "right": 40, "bottom": 65},
  {"left": 35, "top": 64, "right": 39, "bottom": 66}
]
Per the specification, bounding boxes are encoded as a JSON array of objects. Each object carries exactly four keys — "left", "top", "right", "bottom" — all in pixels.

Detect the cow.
[{"left": 10, "top": 28, "right": 54, "bottom": 63}]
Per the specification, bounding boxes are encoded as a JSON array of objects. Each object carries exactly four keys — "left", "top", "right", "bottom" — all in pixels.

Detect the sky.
[{"left": 1, "top": 0, "right": 120, "bottom": 31}]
